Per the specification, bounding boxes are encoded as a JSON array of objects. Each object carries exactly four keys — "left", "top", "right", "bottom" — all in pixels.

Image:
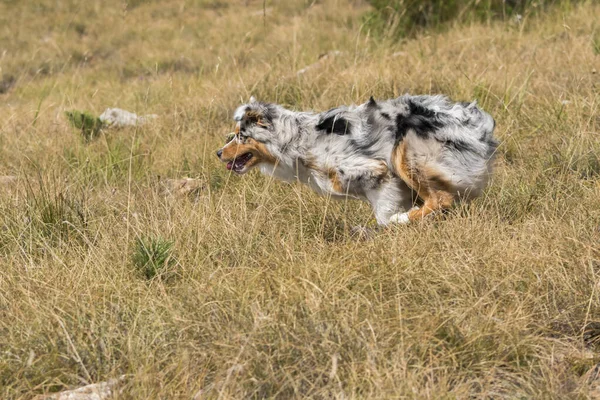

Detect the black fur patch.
[
  {"left": 350, "top": 137, "right": 380, "bottom": 158},
  {"left": 395, "top": 100, "right": 444, "bottom": 143},
  {"left": 316, "top": 115, "right": 352, "bottom": 135},
  {"left": 241, "top": 103, "right": 277, "bottom": 130},
  {"left": 489, "top": 117, "right": 496, "bottom": 134},
  {"left": 261, "top": 103, "right": 277, "bottom": 123},
  {"left": 443, "top": 139, "right": 474, "bottom": 153},
  {"left": 367, "top": 96, "right": 378, "bottom": 109}
]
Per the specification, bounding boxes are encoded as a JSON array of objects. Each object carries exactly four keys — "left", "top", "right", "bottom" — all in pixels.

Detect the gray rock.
[
  {"left": 99, "top": 108, "right": 157, "bottom": 128},
  {"left": 160, "top": 177, "right": 205, "bottom": 197},
  {"left": 35, "top": 376, "right": 125, "bottom": 400}
]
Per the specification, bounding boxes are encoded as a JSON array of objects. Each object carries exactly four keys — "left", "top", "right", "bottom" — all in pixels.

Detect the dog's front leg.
[{"left": 364, "top": 179, "right": 414, "bottom": 226}]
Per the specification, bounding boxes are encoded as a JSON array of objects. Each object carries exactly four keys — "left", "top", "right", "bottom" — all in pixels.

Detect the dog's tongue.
[{"left": 226, "top": 161, "right": 233, "bottom": 170}]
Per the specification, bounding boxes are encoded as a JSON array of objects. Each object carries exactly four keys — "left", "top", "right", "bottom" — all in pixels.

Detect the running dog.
[{"left": 216, "top": 95, "right": 497, "bottom": 225}]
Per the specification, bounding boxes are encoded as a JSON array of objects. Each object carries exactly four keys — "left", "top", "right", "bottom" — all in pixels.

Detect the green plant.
[
  {"left": 132, "top": 236, "right": 176, "bottom": 280},
  {"left": 363, "top": 0, "right": 580, "bottom": 39},
  {"left": 593, "top": 30, "right": 600, "bottom": 55},
  {"left": 24, "top": 175, "right": 89, "bottom": 244},
  {"left": 65, "top": 110, "right": 104, "bottom": 142}
]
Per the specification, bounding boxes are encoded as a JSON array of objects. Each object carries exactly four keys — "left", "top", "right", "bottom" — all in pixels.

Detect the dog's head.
[{"left": 216, "top": 97, "right": 278, "bottom": 174}]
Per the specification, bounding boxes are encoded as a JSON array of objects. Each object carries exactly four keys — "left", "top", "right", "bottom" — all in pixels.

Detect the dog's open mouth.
[{"left": 226, "top": 152, "right": 253, "bottom": 173}]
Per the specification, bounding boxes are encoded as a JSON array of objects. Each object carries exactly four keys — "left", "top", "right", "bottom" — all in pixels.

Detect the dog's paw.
[
  {"left": 350, "top": 225, "right": 379, "bottom": 240},
  {"left": 389, "top": 212, "right": 411, "bottom": 225}
]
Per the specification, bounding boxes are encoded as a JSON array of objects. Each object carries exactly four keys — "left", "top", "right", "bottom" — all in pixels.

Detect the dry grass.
[{"left": 1, "top": 0, "right": 600, "bottom": 398}]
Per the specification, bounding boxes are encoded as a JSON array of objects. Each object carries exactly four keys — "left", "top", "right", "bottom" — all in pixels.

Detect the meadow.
[{"left": 1, "top": 0, "right": 599, "bottom": 398}]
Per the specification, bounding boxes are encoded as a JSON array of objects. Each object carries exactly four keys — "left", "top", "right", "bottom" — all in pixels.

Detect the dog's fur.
[{"left": 217, "top": 95, "right": 497, "bottom": 225}]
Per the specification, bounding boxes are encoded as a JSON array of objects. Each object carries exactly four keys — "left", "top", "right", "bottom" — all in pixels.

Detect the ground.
[{"left": 1, "top": 0, "right": 600, "bottom": 398}]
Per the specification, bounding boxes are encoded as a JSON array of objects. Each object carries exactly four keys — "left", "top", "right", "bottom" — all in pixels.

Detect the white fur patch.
[
  {"left": 233, "top": 105, "right": 248, "bottom": 121},
  {"left": 389, "top": 212, "right": 410, "bottom": 224}
]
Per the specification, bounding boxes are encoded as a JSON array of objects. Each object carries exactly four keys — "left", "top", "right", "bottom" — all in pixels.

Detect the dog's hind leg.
[
  {"left": 389, "top": 206, "right": 420, "bottom": 224},
  {"left": 390, "top": 189, "right": 454, "bottom": 223},
  {"left": 390, "top": 141, "right": 457, "bottom": 224}
]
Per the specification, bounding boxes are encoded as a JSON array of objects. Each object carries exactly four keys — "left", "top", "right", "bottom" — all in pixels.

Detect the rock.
[
  {"left": 99, "top": 108, "right": 157, "bottom": 128},
  {"left": 160, "top": 178, "right": 205, "bottom": 197},
  {"left": 35, "top": 376, "right": 125, "bottom": 400}
]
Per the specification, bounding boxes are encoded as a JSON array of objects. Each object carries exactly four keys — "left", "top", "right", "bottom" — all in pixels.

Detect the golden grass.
[{"left": 1, "top": 0, "right": 599, "bottom": 398}]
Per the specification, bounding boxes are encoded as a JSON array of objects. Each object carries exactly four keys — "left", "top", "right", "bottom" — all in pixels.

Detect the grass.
[
  {"left": 362, "top": 0, "right": 583, "bottom": 39},
  {"left": 65, "top": 110, "right": 104, "bottom": 142},
  {"left": 132, "top": 236, "right": 177, "bottom": 280},
  {"left": 0, "top": 0, "right": 599, "bottom": 398}
]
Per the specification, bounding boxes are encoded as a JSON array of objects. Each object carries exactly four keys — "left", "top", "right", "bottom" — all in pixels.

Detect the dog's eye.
[{"left": 225, "top": 133, "right": 236, "bottom": 144}]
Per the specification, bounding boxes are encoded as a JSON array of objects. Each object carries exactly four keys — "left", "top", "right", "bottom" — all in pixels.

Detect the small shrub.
[
  {"left": 545, "top": 143, "right": 600, "bottom": 180},
  {"left": 363, "top": 0, "right": 580, "bottom": 39},
  {"left": 132, "top": 236, "right": 176, "bottom": 280},
  {"left": 65, "top": 110, "right": 104, "bottom": 142},
  {"left": 73, "top": 23, "right": 86, "bottom": 36},
  {"left": 24, "top": 175, "right": 89, "bottom": 244}
]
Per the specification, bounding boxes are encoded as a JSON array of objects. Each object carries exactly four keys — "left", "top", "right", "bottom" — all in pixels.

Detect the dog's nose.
[{"left": 216, "top": 149, "right": 223, "bottom": 159}]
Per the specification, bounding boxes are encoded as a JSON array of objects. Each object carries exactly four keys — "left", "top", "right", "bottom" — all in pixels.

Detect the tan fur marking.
[
  {"left": 423, "top": 166, "right": 455, "bottom": 193},
  {"left": 301, "top": 157, "right": 318, "bottom": 171},
  {"left": 392, "top": 142, "right": 457, "bottom": 222},
  {"left": 328, "top": 169, "right": 344, "bottom": 193},
  {"left": 300, "top": 158, "right": 344, "bottom": 192},
  {"left": 374, "top": 161, "right": 389, "bottom": 183},
  {"left": 392, "top": 142, "right": 428, "bottom": 199},
  {"left": 244, "top": 110, "right": 269, "bottom": 127},
  {"left": 252, "top": 140, "right": 277, "bottom": 164},
  {"left": 220, "top": 137, "right": 276, "bottom": 170},
  {"left": 407, "top": 190, "right": 454, "bottom": 222}
]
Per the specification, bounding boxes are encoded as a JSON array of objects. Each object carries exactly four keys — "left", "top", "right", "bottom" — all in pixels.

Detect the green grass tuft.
[
  {"left": 593, "top": 30, "right": 600, "bottom": 55},
  {"left": 23, "top": 174, "right": 89, "bottom": 246},
  {"left": 132, "top": 236, "right": 177, "bottom": 280},
  {"left": 65, "top": 110, "right": 104, "bottom": 142}
]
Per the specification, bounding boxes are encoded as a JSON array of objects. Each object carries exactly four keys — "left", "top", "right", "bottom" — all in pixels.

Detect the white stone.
[
  {"left": 35, "top": 376, "right": 125, "bottom": 400},
  {"left": 99, "top": 108, "right": 157, "bottom": 128},
  {"left": 160, "top": 178, "right": 204, "bottom": 197}
]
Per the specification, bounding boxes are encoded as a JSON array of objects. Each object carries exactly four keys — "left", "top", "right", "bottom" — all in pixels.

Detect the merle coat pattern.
[{"left": 217, "top": 95, "right": 497, "bottom": 225}]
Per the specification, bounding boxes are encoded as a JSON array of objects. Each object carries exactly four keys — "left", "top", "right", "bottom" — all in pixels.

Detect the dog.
[{"left": 216, "top": 95, "right": 497, "bottom": 225}]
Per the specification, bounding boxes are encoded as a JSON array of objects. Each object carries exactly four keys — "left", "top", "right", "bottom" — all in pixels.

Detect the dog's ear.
[
  {"left": 249, "top": 96, "right": 257, "bottom": 103},
  {"left": 316, "top": 115, "right": 351, "bottom": 135},
  {"left": 233, "top": 100, "right": 275, "bottom": 127},
  {"left": 243, "top": 109, "right": 269, "bottom": 127},
  {"left": 367, "top": 96, "right": 378, "bottom": 108},
  {"left": 316, "top": 108, "right": 353, "bottom": 135}
]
